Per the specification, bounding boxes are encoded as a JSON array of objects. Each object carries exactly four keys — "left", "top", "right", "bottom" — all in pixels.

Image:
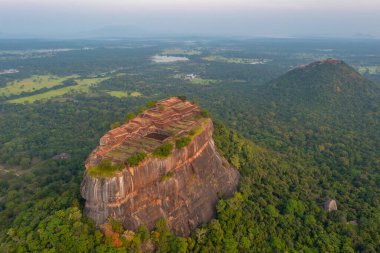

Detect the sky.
[{"left": 1, "top": 0, "right": 380, "bottom": 38}]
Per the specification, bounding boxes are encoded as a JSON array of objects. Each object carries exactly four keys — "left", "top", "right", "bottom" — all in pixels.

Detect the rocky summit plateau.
[{"left": 80, "top": 97, "right": 239, "bottom": 236}]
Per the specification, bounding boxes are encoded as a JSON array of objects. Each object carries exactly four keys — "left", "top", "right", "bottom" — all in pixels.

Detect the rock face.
[
  {"left": 324, "top": 199, "right": 338, "bottom": 212},
  {"left": 81, "top": 97, "right": 239, "bottom": 236}
]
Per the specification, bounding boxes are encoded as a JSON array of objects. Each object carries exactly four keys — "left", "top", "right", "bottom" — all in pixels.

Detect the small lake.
[
  {"left": 0, "top": 69, "right": 19, "bottom": 75},
  {"left": 152, "top": 55, "right": 189, "bottom": 63}
]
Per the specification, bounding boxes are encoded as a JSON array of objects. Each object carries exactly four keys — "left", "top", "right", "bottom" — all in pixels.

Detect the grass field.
[
  {"left": 0, "top": 74, "right": 80, "bottom": 97},
  {"left": 189, "top": 78, "right": 219, "bottom": 85},
  {"left": 106, "top": 91, "right": 142, "bottom": 98},
  {"left": 174, "top": 74, "right": 219, "bottom": 85},
  {"left": 357, "top": 66, "right": 380, "bottom": 75},
  {"left": 8, "top": 77, "right": 109, "bottom": 103}
]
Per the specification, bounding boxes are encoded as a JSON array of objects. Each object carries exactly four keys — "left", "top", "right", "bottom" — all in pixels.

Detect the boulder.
[{"left": 324, "top": 199, "right": 338, "bottom": 212}]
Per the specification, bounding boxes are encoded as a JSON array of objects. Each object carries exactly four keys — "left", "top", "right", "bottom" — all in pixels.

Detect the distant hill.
[
  {"left": 241, "top": 59, "right": 380, "bottom": 175},
  {"left": 258, "top": 59, "right": 379, "bottom": 117}
]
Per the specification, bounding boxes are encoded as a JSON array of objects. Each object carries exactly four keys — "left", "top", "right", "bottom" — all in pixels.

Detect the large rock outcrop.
[{"left": 81, "top": 97, "right": 239, "bottom": 236}]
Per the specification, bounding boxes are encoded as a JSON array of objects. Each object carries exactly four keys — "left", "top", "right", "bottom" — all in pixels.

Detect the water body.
[
  {"left": 152, "top": 55, "right": 189, "bottom": 63},
  {"left": 0, "top": 69, "right": 19, "bottom": 75}
]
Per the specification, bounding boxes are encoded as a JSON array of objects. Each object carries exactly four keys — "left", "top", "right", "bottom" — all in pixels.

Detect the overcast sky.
[{"left": 1, "top": 0, "right": 380, "bottom": 38}]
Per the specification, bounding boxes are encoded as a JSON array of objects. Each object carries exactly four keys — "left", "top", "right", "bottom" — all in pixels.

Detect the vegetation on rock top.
[
  {"left": 125, "top": 152, "right": 147, "bottom": 167},
  {"left": 88, "top": 160, "right": 124, "bottom": 178},
  {"left": 153, "top": 143, "right": 174, "bottom": 158},
  {"left": 175, "top": 136, "right": 192, "bottom": 149}
]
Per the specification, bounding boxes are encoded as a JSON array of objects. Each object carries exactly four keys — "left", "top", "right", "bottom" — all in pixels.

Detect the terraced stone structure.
[
  {"left": 86, "top": 97, "right": 201, "bottom": 166},
  {"left": 81, "top": 97, "right": 239, "bottom": 236}
]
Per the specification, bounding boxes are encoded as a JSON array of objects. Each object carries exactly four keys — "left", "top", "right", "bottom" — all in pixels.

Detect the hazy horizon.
[{"left": 1, "top": 0, "right": 380, "bottom": 39}]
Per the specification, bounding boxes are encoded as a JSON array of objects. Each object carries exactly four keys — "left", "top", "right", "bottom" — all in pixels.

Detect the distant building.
[
  {"left": 53, "top": 153, "right": 71, "bottom": 160},
  {"left": 184, "top": 73, "right": 197, "bottom": 80}
]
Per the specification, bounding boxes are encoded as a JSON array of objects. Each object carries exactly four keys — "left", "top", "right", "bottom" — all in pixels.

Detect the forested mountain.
[
  {"left": 229, "top": 59, "right": 379, "bottom": 170},
  {"left": 259, "top": 58, "right": 379, "bottom": 114}
]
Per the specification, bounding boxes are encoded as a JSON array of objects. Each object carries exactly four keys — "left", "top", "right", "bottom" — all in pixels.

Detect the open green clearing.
[
  {"left": 8, "top": 77, "right": 110, "bottom": 103},
  {"left": 173, "top": 74, "right": 219, "bottom": 85},
  {"left": 188, "top": 78, "right": 219, "bottom": 85},
  {"left": 0, "top": 74, "right": 80, "bottom": 97},
  {"left": 106, "top": 91, "right": 142, "bottom": 98},
  {"left": 357, "top": 65, "right": 380, "bottom": 75}
]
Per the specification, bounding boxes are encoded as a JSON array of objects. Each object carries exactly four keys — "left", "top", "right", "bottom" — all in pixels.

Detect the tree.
[
  {"left": 20, "top": 156, "right": 31, "bottom": 169},
  {"left": 265, "top": 205, "right": 279, "bottom": 218},
  {"left": 223, "top": 231, "right": 238, "bottom": 253},
  {"left": 284, "top": 199, "right": 305, "bottom": 216}
]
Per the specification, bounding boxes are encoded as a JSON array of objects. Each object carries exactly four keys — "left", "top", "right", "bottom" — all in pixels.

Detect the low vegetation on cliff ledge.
[
  {"left": 88, "top": 160, "right": 123, "bottom": 177},
  {"left": 125, "top": 152, "right": 147, "bottom": 167},
  {"left": 175, "top": 136, "right": 192, "bottom": 149},
  {"left": 152, "top": 143, "right": 174, "bottom": 158}
]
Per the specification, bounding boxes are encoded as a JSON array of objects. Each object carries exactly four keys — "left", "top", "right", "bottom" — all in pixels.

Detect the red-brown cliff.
[{"left": 80, "top": 97, "right": 239, "bottom": 236}]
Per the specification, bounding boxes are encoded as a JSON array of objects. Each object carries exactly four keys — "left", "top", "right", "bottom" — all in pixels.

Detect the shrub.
[
  {"left": 176, "top": 136, "right": 192, "bottom": 149},
  {"left": 110, "top": 121, "right": 121, "bottom": 129},
  {"left": 153, "top": 143, "right": 173, "bottom": 158},
  {"left": 177, "top": 95, "right": 187, "bottom": 101},
  {"left": 138, "top": 106, "right": 146, "bottom": 114},
  {"left": 158, "top": 104, "right": 165, "bottom": 112},
  {"left": 189, "top": 127, "right": 202, "bottom": 138},
  {"left": 200, "top": 109, "right": 211, "bottom": 118},
  {"left": 88, "top": 160, "right": 123, "bottom": 178},
  {"left": 146, "top": 100, "right": 157, "bottom": 108},
  {"left": 124, "top": 112, "right": 136, "bottom": 122},
  {"left": 161, "top": 171, "right": 174, "bottom": 182},
  {"left": 125, "top": 152, "right": 146, "bottom": 166}
]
